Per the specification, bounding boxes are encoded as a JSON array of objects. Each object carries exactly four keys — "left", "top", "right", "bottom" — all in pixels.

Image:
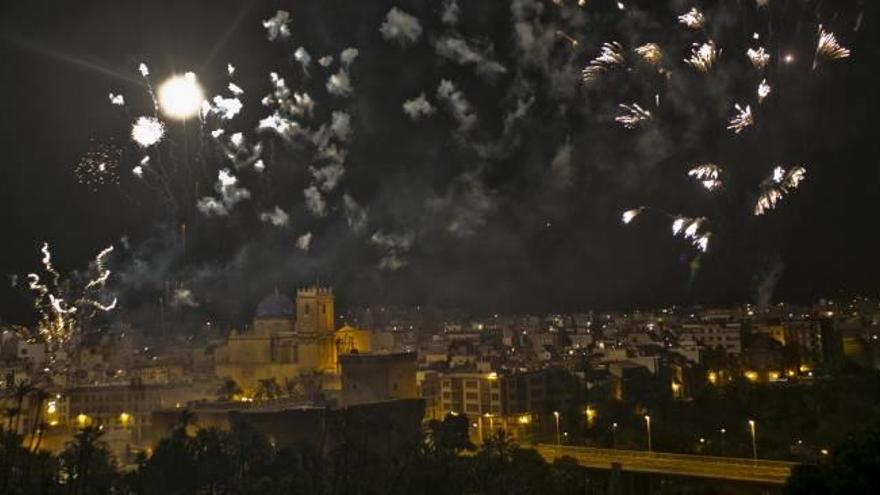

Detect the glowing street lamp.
[
  {"left": 644, "top": 415, "right": 652, "bottom": 452},
  {"left": 585, "top": 405, "right": 597, "bottom": 428},
  {"left": 720, "top": 427, "right": 727, "bottom": 456},
  {"left": 748, "top": 419, "right": 758, "bottom": 462},
  {"left": 158, "top": 72, "right": 204, "bottom": 120},
  {"left": 553, "top": 411, "right": 561, "bottom": 448},
  {"left": 611, "top": 422, "right": 618, "bottom": 449}
]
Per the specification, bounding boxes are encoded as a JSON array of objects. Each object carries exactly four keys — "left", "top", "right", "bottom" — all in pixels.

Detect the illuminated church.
[{"left": 214, "top": 287, "right": 371, "bottom": 393}]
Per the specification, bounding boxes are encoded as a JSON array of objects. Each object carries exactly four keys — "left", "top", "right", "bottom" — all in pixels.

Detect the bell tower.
[{"left": 295, "top": 286, "right": 334, "bottom": 335}]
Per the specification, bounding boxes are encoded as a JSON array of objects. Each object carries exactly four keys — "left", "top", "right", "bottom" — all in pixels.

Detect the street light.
[
  {"left": 748, "top": 420, "right": 758, "bottom": 462},
  {"left": 585, "top": 405, "right": 597, "bottom": 428},
  {"left": 720, "top": 428, "right": 727, "bottom": 456},
  {"left": 644, "top": 415, "right": 652, "bottom": 452},
  {"left": 611, "top": 422, "right": 618, "bottom": 449},
  {"left": 553, "top": 411, "right": 561, "bottom": 448}
]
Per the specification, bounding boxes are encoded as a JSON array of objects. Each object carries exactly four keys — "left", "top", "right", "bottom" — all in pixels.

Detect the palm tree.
[
  {"left": 30, "top": 421, "right": 48, "bottom": 453},
  {"left": 4, "top": 407, "right": 20, "bottom": 431},
  {"left": 28, "top": 388, "right": 49, "bottom": 451},
  {"left": 255, "top": 377, "right": 281, "bottom": 402},
  {"left": 10, "top": 380, "right": 35, "bottom": 433},
  {"left": 60, "top": 425, "right": 117, "bottom": 495}
]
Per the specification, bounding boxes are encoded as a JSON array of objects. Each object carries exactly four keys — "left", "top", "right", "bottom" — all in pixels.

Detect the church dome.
[{"left": 255, "top": 292, "right": 294, "bottom": 319}]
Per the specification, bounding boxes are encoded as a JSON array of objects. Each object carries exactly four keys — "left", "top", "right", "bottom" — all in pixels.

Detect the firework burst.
[
  {"left": 677, "top": 8, "right": 705, "bottom": 30},
  {"left": 75, "top": 142, "right": 122, "bottom": 191},
  {"left": 672, "top": 216, "right": 711, "bottom": 252},
  {"left": 757, "top": 79, "right": 771, "bottom": 103},
  {"left": 621, "top": 207, "right": 644, "bottom": 224},
  {"left": 754, "top": 166, "right": 807, "bottom": 215},
  {"left": 685, "top": 41, "right": 719, "bottom": 73},
  {"left": 814, "top": 25, "right": 850, "bottom": 69},
  {"left": 582, "top": 42, "right": 625, "bottom": 83},
  {"left": 634, "top": 43, "right": 663, "bottom": 65},
  {"left": 747, "top": 47, "right": 770, "bottom": 70},
  {"left": 727, "top": 103, "right": 753, "bottom": 134},
  {"left": 687, "top": 164, "right": 723, "bottom": 190},
  {"left": 615, "top": 103, "right": 652, "bottom": 129},
  {"left": 131, "top": 116, "right": 165, "bottom": 148}
]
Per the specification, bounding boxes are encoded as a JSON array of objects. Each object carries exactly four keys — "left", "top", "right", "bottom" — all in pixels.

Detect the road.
[{"left": 534, "top": 444, "right": 796, "bottom": 485}]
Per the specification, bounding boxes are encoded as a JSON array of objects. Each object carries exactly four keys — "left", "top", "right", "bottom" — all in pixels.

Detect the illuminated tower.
[{"left": 295, "top": 286, "right": 335, "bottom": 336}]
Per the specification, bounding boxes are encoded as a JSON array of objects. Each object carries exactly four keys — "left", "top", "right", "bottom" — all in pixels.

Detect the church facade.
[{"left": 214, "top": 287, "right": 371, "bottom": 394}]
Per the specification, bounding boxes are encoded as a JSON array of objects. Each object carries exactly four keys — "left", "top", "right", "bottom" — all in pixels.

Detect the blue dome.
[{"left": 255, "top": 293, "right": 294, "bottom": 319}]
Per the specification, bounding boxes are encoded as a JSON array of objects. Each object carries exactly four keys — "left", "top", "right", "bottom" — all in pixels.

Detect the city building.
[
  {"left": 214, "top": 287, "right": 372, "bottom": 394},
  {"left": 340, "top": 352, "right": 417, "bottom": 406}
]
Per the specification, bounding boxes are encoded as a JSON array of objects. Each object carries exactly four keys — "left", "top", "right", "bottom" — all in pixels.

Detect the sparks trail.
[
  {"left": 555, "top": 30, "right": 579, "bottom": 48},
  {"left": 26, "top": 243, "right": 117, "bottom": 373}
]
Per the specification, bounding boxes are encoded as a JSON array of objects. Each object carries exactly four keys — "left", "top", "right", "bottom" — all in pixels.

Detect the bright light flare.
[{"left": 158, "top": 72, "right": 205, "bottom": 120}]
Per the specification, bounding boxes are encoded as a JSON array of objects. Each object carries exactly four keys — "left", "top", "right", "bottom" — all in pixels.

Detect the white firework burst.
[
  {"left": 677, "top": 8, "right": 705, "bottom": 30},
  {"left": 754, "top": 166, "right": 807, "bottom": 215},
  {"left": 685, "top": 41, "right": 719, "bottom": 73},
  {"left": 694, "top": 233, "right": 711, "bottom": 252},
  {"left": 727, "top": 104, "right": 753, "bottom": 134},
  {"left": 108, "top": 93, "right": 125, "bottom": 106},
  {"left": 688, "top": 164, "right": 723, "bottom": 190},
  {"left": 671, "top": 217, "right": 711, "bottom": 252},
  {"left": 747, "top": 47, "right": 770, "bottom": 70},
  {"left": 615, "top": 103, "right": 652, "bottom": 129},
  {"left": 131, "top": 116, "right": 165, "bottom": 148},
  {"left": 757, "top": 79, "right": 771, "bottom": 103},
  {"left": 582, "top": 42, "right": 625, "bottom": 83},
  {"left": 814, "top": 25, "right": 850, "bottom": 69}
]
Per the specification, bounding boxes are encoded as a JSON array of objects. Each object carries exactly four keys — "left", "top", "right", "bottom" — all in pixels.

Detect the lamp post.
[
  {"left": 644, "top": 415, "right": 652, "bottom": 453},
  {"left": 611, "top": 422, "right": 618, "bottom": 449},
  {"left": 748, "top": 420, "right": 758, "bottom": 462},
  {"left": 553, "top": 411, "right": 561, "bottom": 449},
  {"left": 720, "top": 428, "right": 727, "bottom": 456}
]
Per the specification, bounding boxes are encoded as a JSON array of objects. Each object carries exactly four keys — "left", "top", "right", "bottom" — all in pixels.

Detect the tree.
[
  {"left": 427, "top": 413, "right": 475, "bottom": 453},
  {"left": 216, "top": 378, "right": 243, "bottom": 401},
  {"left": 59, "top": 426, "right": 117, "bottom": 495},
  {"left": 255, "top": 377, "right": 281, "bottom": 402},
  {"left": 785, "top": 428, "right": 880, "bottom": 495},
  {"left": 28, "top": 388, "right": 50, "bottom": 451}
]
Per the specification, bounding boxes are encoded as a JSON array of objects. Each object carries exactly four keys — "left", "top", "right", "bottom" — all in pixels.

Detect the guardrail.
[{"left": 533, "top": 444, "right": 796, "bottom": 485}]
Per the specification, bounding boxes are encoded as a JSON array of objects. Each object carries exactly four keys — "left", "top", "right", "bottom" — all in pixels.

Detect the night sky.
[{"left": 0, "top": 0, "right": 878, "bottom": 329}]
